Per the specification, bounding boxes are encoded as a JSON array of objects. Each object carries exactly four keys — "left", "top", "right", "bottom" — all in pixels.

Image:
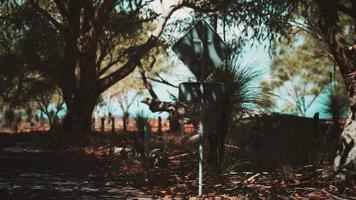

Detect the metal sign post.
[
  {"left": 193, "top": 26, "right": 209, "bottom": 196},
  {"left": 192, "top": 32, "right": 206, "bottom": 197},
  {"left": 198, "top": 33, "right": 205, "bottom": 197}
]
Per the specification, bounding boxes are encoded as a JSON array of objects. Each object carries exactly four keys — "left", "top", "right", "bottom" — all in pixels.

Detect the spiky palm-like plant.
[
  {"left": 321, "top": 84, "right": 348, "bottom": 141},
  {"left": 206, "top": 57, "right": 275, "bottom": 174}
]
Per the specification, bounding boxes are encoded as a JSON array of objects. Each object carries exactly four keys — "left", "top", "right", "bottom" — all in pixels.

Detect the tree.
[
  {"left": 2, "top": 107, "right": 14, "bottom": 128},
  {"left": 3, "top": 0, "right": 171, "bottom": 137},
  {"left": 111, "top": 80, "right": 143, "bottom": 133},
  {"left": 263, "top": 30, "right": 333, "bottom": 116},
  {"left": 311, "top": 1, "right": 356, "bottom": 179},
  {"left": 0, "top": 0, "right": 181, "bottom": 137},
  {"left": 32, "top": 86, "right": 65, "bottom": 130},
  {"left": 0, "top": 2, "right": 64, "bottom": 131},
  {"left": 0, "top": 39, "right": 45, "bottom": 109},
  {"left": 0, "top": 54, "right": 26, "bottom": 106}
]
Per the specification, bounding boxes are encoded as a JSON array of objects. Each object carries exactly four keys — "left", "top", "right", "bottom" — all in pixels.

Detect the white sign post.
[{"left": 197, "top": 37, "right": 205, "bottom": 197}]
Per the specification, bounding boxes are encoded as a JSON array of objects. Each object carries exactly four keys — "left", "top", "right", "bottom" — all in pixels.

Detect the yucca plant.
[
  {"left": 206, "top": 56, "right": 275, "bottom": 174},
  {"left": 320, "top": 84, "right": 348, "bottom": 141}
]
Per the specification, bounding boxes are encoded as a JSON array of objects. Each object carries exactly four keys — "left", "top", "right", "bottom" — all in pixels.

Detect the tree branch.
[
  {"left": 97, "top": 0, "right": 185, "bottom": 92},
  {"left": 337, "top": 3, "right": 354, "bottom": 20},
  {"left": 305, "top": 85, "right": 326, "bottom": 111},
  {"left": 81, "top": 0, "right": 95, "bottom": 34},
  {"left": 58, "top": 0, "right": 82, "bottom": 104},
  {"left": 318, "top": 0, "right": 356, "bottom": 89},
  {"left": 88, "top": 0, "right": 115, "bottom": 43},
  {"left": 151, "top": 0, "right": 185, "bottom": 38},
  {"left": 29, "top": 0, "right": 64, "bottom": 32},
  {"left": 141, "top": 97, "right": 178, "bottom": 113},
  {"left": 53, "top": 0, "right": 69, "bottom": 21},
  {"left": 96, "top": 32, "right": 120, "bottom": 70},
  {"left": 81, "top": 0, "right": 115, "bottom": 63},
  {"left": 98, "top": 35, "right": 159, "bottom": 92},
  {"left": 138, "top": 58, "right": 159, "bottom": 100},
  {"left": 97, "top": 43, "right": 137, "bottom": 77},
  {"left": 147, "top": 74, "right": 178, "bottom": 88},
  {"left": 352, "top": 0, "right": 356, "bottom": 21}
]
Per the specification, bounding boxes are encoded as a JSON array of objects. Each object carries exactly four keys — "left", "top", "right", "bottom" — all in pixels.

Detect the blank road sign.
[
  {"left": 178, "top": 82, "right": 225, "bottom": 103},
  {"left": 173, "top": 20, "right": 231, "bottom": 80}
]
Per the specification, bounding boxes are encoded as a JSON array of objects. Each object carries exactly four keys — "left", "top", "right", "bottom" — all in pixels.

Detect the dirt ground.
[{"left": 0, "top": 132, "right": 355, "bottom": 200}]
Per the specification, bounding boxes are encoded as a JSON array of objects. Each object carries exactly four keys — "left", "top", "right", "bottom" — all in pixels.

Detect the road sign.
[
  {"left": 172, "top": 19, "right": 231, "bottom": 197},
  {"left": 178, "top": 82, "right": 224, "bottom": 103},
  {"left": 172, "top": 20, "right": 231, "bottom": 80}
]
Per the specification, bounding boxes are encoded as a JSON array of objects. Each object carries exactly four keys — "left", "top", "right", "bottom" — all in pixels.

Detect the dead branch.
[
  {"left": 98, "top": 0, "right": 184, "bottom": 92},
  {"left": 147, "top": 74, "right": 178, "bottom": 88},
  {"left": 138, "top": 58, "right": 159, "bottom": 100},
  {"left": 141, "top": 97, "right": 177, "bottom": 113}
]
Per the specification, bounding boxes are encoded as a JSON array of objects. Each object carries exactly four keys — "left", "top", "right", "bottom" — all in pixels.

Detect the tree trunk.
[
  {"left": 62, "top": 95, "right": 97, "bottom": 138},
  {"left": 62, "top": 68, "right": 98, "bottom": 138},
  {"left": 111, "top": 117, "right": 115, "bottom": 133},
  {"left": 317, "top": 0, "right": 356, "bottom": 179},
  {"left": 123, "top": 112, "right": 129, "bottom": 133},
  {"left": 334, "top": 109, "right": 356, "bottom": 177},
  {"left": 168, "top": 112, "right": 180, "bottom": 133}
]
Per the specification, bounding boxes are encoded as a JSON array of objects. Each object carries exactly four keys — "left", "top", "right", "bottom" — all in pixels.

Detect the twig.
[
  {"left": 168, "top": 153, "right": 189, "bottom": 159},
  {"left": 245, "top": 173, "right": 260, "bottom": 184}
]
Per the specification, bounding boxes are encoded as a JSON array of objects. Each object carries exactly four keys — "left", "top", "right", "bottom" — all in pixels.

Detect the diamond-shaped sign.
[{"left": 173, "top": 20, "right": 231, "bottom": 80}]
